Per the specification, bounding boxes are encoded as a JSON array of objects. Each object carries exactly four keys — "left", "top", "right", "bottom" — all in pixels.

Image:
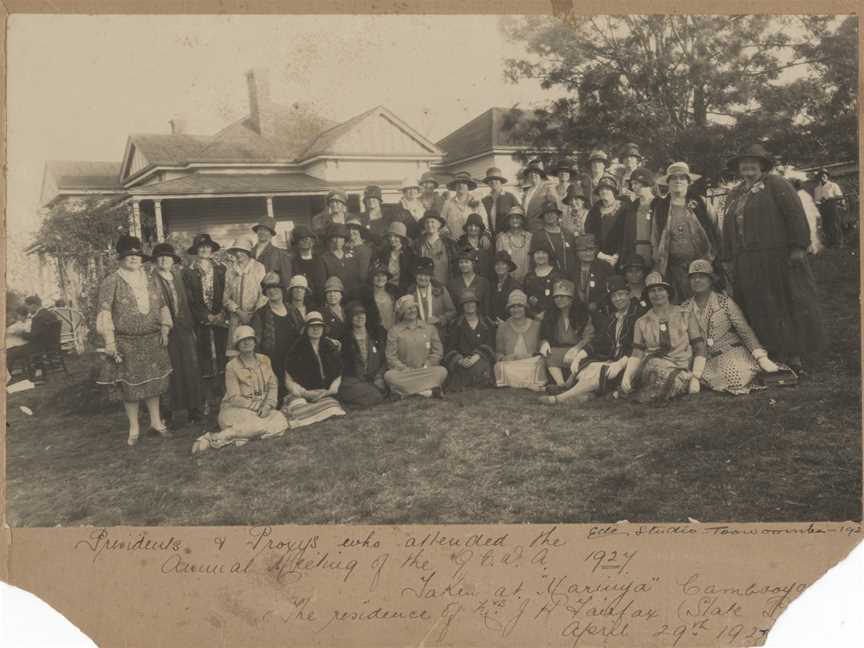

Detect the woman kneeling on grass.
[
  {"left": 281, "top": 311, "right": 347, "bottom": 429},
  {"left": 384, "top": 295, "right": 447, "bottom": 399},
  {"left": 540, "top": 275, "right": 641, "bottom": 404},
  {"left": 494, "top": 289, "right": 547, "bottom": 391},
  {"left": 618, "top": 272, "right": 707, "bottom": 403},
  {"left": 192, "top": 326, "right": 289, "bottom": 453},
  {"left": 681, "top": 259, "right": 780, "bottom": 394}
]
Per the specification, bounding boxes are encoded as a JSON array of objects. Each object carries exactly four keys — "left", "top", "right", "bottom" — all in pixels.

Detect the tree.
[{"left": 502, "top": 14, "right": 858, "bottom": 182}]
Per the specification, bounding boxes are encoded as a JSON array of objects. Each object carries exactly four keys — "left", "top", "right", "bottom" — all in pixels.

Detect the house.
[{"left": 39, "top": 70, "right": 538, "bottom": 251}]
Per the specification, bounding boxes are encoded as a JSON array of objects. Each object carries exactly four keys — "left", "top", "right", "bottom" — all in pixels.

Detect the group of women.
[{"left": 95, "top": 141, "right": 822, "bottom": 452}]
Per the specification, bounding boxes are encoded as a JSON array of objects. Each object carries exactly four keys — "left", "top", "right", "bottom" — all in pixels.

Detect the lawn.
[{"left": 4, "top": 249, "right": 862, "bottom": 527}]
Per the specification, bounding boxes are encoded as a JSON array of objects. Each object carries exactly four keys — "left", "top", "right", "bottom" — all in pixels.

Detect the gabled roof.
[
  {"left": 127, "top": 173, "right": 406, "bottom": 197},
  {"left": 299, "top": 106, "right": 443, "bottom": 160},
  {"left": 127, "top": 134, "right": 213, "bottom": 166},
  {"left": 436, "top": 107, "right": 534, "bottom": 164},
  {"left": 45, "top": 160, "right": 124, "bottom": 190}
]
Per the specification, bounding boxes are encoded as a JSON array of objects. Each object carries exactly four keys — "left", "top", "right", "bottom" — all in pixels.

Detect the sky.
[{"left": 6, "top": 14, "right": 554, "bottom": 249}]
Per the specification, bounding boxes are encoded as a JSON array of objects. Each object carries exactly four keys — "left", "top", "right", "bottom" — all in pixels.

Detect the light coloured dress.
[
  {"left": 442, "top": 195, "right": 490, "bottom": 240},
  {"left": 384, "top": 320, "right": 448, "bottom": 395},
  {"left": 95, "top": 269, "right": 172, "bottom": 401},
  {"left": 494, "top": 318, "right": 547, "bottom": 389},
  {"left": 682, "top": 291, "right": 766, "bottom": 395},
  {"left": 223, "top": 258, "right": 267, "bottom": 355},
  {"left": 496, "top": 230, "right": 533, "bottom": 282}
]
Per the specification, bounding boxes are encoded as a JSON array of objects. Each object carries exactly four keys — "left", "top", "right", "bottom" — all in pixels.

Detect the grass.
[{"left": 5, "top": 249, "right": 862, "bottom": 527}]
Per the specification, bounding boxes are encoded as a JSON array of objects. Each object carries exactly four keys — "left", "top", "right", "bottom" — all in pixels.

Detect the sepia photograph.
[{"left": 4, "top": 12, "right": 861, "bottom": 527}]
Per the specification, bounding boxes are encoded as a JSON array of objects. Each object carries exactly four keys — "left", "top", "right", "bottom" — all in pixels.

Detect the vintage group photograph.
[{"left": 4, "top": 13, "right": 861, "bottom": 526}]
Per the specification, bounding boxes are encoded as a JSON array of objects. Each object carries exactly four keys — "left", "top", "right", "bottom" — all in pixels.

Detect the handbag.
[{"left": 759, "top": 362, "right": 798, "bottom": 387}]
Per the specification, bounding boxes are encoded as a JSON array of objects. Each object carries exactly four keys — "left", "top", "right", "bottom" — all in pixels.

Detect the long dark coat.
[
  {"left": 156, "top": 269, "right": 203, "bottom": 413},
  {"left": 183, "top": 262, "right": 228, "bottom": 379}
]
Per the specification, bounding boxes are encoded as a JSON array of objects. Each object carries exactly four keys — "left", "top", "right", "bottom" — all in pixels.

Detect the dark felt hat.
[
  {"left": 482, "top": 167, "right": 508, "bottom": 184},
  {"left": 605, "top": 274, "right": 629, "bottom": 295},
  {"left": 369, "top": 260, "right": 393, "bottom": 279},
  {"left": 116, "top": 235, "right": 148, "bottom": 260},
  {"left": 618, "top": 143, "right": 642, "bottom": 159},
  {"left": 447, "top": 172, "right": 478, "bottom": 191},
  {"left": 629, "top": 167, "right": 655, "bottom": 188},
  {"left": 252, "top": 217, "right": 278, "bottom": 235},
  {"left": 522, "top": 160, "right": 547, "bottom": 179},
  {"left": 325, "top": 223, "right": 349, "bottom": 240},
  {"left": 413, "top": 256, "right": 435, "bottom": 275},
  {"left": 493, "top": 249, "right": 518, "bottom": 273},
  {"left": 464, "top": 212, "right": 486, "bottom": 231},
  {"left": 555, "top": 158, "right": 578, "bottom": 174},
  {"left": 530, "top": 237, "right": 556, "bottom": 260},
  {"left": 186, "top": 233, "right": 221, "bottom": 255},
  {"left": 418, "top": 209, "right": 446, "bottom": 228},
  {"left": 346, "top": 300, "right": 367, "bottom": 317},
  {"left": 539, "top": 199, "right": 562, "bottom": 217},
  {"left": 326, "top": 190, "right": 349, "bottom": 205},
  {"left": 727, "top": 144, "right": 774, "bottom": 172},
  {"left": 621, "top": 252, "right": 650, "bottom": 271},
  {"left": 563, "top": 184, "right": 587, "bottom": 206},
  {"left": 292, "top": 224, "right": 317, "bottom": 245},
  {"left": 455, "top": 246, "right": 479, "bottom": 263},
  {"left": 363, "top": 185, "right": 383, "bottom": 201},
  {"left": 150, "top": 242, "right": 182, "bottom": 263}
]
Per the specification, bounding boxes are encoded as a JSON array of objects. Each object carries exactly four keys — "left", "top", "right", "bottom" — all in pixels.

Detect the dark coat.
[
  {"left": 654, "top": 194, "right": 721, "bottom": 254},
  {"left": 341, "top": 327, "right": 387, "bottom": 382},
  {"left": 540, "top": 301, "right": 592, "bottom": 347},
  {"left": 456, "top": 234, "right": 494, "bottom": 280},
  {"left": 183, "top": 262, "right": 228, "bottom": 377},
  {"left": 24, "top": 308, "right": 60, "bottom": 352},
  {"left": 591, "top": 300, "right": 643, "bottom": 360},
  {"left": 183, "top": 262, "right": 226, "bottom": 325},
  {"left": 252, "top": 242, "right": 293, "bottom": 293},
  {"left": 322, "top": 305, "right": 348, "bottom": 342},
  {"left": 617, "top": 196, "right": 659, "bottom": 260},
  {"left": 321, "top": 251, "right": 361, "bottom": 300},
  {"left": 523, "top": 268, "right": 562, "bottom": 317},
  {"left": 572, "top": 259, "right": 612, "bottom": 310},
  {"left": 291, "top": 254, "right": 327, "bottom": 306},
  {"left": 490, "top": 275, "right": 521, "bottom": 322},
  {"left": 285, "top": 335, "right": 343, "bottom": 391},
  {"left": 371, "top": 246, "right": 416, "bottom": 296},
  {"left": 447, "top": 274, "right": 492, "bottom": 317},
  {"left": 443, "top": 314, "right": 497, "bottom": 368},
  {"left": 584, "top": 201, "right": 626, "bottom": 256},
  {"left": 354, "top": 284, "right": 398, "bottom": 339},
  {"left": 482, "top": 191, "right": 521, "bottom": 235}
]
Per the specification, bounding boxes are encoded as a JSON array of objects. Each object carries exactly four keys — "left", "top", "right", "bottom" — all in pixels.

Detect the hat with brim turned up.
[
  {"left": 643, "top": 271, "right": 674, "bottom": 299},
  {"left": 187, "top": 233, "right": 221, "bottom": 255}
]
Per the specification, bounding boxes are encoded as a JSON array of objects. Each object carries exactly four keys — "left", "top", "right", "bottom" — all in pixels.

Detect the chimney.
[
  {"left": 169, "top": 118, "right": 186, "bottom": 135},
  {"left": 246, "top": 68, "right": 275, "bottom": 139}
]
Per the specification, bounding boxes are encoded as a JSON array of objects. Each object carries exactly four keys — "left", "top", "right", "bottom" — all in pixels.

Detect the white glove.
[
  {"left": 688, "top": 376, "right": 701, "bottom": 394},
  {"left": 539, "top": 341, "right": 551, "bottom": 357},
  {"left": 757, "top": 356, "right": 779, "bottom": 373},
  {"left": 568, "top": 350, "right": 588, "bottom": 375}
]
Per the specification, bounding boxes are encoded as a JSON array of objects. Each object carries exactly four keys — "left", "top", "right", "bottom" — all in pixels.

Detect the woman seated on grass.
[
  {"left": 339, "top": 301, "right": 389, "bottom": 408},
  {"left": 384, "top": 295, "right": 447, "bottom": 399},
  {"left": 443, "top": 290, "right": 497, "bottom": 392},
  {"left": 281, "top": 311, "right": 346, "bottom": 429},
  {"left": 494, "top": 289, "right": 547, "bottom": 391},
  {"left": 540, "top": 275, "right": 642, "bottom": 405},
  {"left": 618, "top": 272, "right": 707, "bottom": 403},
  {"left": 681, "top": 259, "right": 780, "bottom": 395},
  {"left": 192, "top": 326, "right": 289, "bottom": 453},
  {"left": 539, "top": 279, "right": 593, "bottom": 387}
]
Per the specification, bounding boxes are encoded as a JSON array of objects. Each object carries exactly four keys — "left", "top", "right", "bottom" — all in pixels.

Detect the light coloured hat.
[
  {"left": 419, "top": 171, "right": 439, "bottom": 188},
  {"left": 227, "top": 238, "right": 254, "bottom": 255},
  {"left": 395, "top": 294, "right": 418, "bottom": 318},
  {"left": 387, "top": 221, "right": 409, "bottom": 240},
  {"left": 400, "top": 176, "right": 421, "bottom": 191},
  {"left": 459, "top": 290, "right": 480, "bottom": 307},
  {"left": 552, "top": 280, "right": 576, "bottom": 299},
  {"left": 483, "top": 167, "right": 509, "bottom": 184},
  {"left": 588, "top": 149, "right": 609, "bottom": 164},
  {"left": 288, "top": 274, "right": 310, "bottom": 292},
  {"left": 233, "top": 325, "right": 256, "bottom": 345},
  {"left": 661, "top": 161, "right": 700, "bottom": 185},
  {"left": 688, "top": 259, "right": 714, "bottom": 276},
  {"left": 508, "top": 205, "right": 526, "bottom": 220},
  {"left": 303, "top": 311, "right": 326, "bottom": 330},
  {"left": 252, "top": 217, "right": 278, "bottom": 235},
  {"left": 326, "top": 190, "right": 348, "bottom": 205},
  {"left": 506, "top": 289, "right": 529, "bottom": 310},
  {"left": 324, "top": 276, "right": 344, "bottom": 293},
  {"left": 644, "top": 271, "right": 674, "bottom": 293}
]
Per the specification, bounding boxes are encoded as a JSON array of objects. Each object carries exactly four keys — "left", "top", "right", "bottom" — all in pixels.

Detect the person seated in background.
[
  {"left": 538, "top": 279, "right": 594, "bottom": 388},
  {"left": 490, "top": 250, "right": 520, "bottom": 324},
  {"left": 384, "top": 295, "right": 447, "bottom": 399},
  {"left": 19, "top": 295, "right": 60, "bottom": 356},
  {"left": 494, "top": 289, "right": 547, "bottom": 391},
  {"left": 410, "top": 257, "right": 457, "bottom": 345},
  {"left": 540, "top": 275, "right": 642, "bottom": 405},
  {"left": 321, "top": 276, "right": 348, "bottom": 342},
  {"left": 681, "top": 259, "right": 780, "bottom": 395},
  {"left": 443, "top": 290, "right": 497, "bottom": 392},
  {"left": 618, "top": 272, "right": 707, "bottom": 403},
  {"left": 281, "top": 311, "right": 346, "bottom": 429},
  {"left": 522, "top": 240, "right": 561, "bottom": 318},
  {"left": 338, "top": 301, "right": 389, "bottom": 408},
  {"left": 192, "top": 325, "right": 289, "bottom": 454}
]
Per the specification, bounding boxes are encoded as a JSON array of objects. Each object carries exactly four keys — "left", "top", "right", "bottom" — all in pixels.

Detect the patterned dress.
[
  {"left": 682, "top": 292, "right": 765, "bottom": 395},
  {"left": 95, "top": 269, "right": 172, "bottom": 401},
  {"left": 496, "top": 229, "right": 533, "bottom": 282}
]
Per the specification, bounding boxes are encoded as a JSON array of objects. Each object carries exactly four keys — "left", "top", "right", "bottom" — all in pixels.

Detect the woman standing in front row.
[{"left": 96, "top": 235, "right": 173, "bottom": 445}]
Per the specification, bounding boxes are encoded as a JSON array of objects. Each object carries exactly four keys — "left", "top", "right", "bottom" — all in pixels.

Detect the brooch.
[
  {"left": 750, "top": 182, "right": 765, "bottom": 194},
  {"left": 589, "top": 280, "right": 596, "bottom": 288},
  {"left": 659, "top": 323, "right": 668, "bottom": 332}
]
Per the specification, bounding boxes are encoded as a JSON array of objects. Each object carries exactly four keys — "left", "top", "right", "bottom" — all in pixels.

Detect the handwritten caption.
[{"left": 72, "top": 522, "right": 861, "bottom": 646}]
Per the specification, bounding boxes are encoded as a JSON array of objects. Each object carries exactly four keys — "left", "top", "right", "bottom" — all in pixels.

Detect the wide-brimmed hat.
[
  {"left": 618, "top": 143, "right": 642, "bottom": 159},
  {"left": 302, "top": 311, "right": 326, "bottom": 331},
  {"left": 324, "top": 276, "right": 344, "bottom": 294},
  {"left": 596, "top": 174, "right": 619, "bottom": 193},
  {"left": 458, "top": 290, "right": 480, "bottom": 307},
  {"left": 555, "top": 158, "right": 577, "bottom": 174},
  {"left": 325, "top": 223, "right": 349, "bottom": 240},
  {"left": 483, "top": 167, "right": 508, "bottom": 184},
  {"left": 726, "top": 144, "right": 774, "bottom": 172},
  {"left": 521, "top": 160, "right": 547, "bottom": 179},
  {"left": 346, "top": 300, "right": 367, "bottom": 317},
  {"left": 661, "top": 161, "right": 700, "bottom": 185},
  {"left": 370, "top": 260, "right": 393, "bottom": 279},
  {"left": 530, "top": 238, "right": 556, "bottom": 260},
  {"left": 464, "top": 212, "right": 486, "bottom": 232},
  {"left": 492, "top": 249, "right": 517, "bottom": 273},
  {"left": 227, "top": 238, "right": 254, "bottom": 255},
  {"left": 688, "top": 259, "right": 715, "bottom": 276},
  {"left": 506, "top": 289, "right": 529, "bottom": 311},
  {"left": 539, "top": 199, "right": 562, "bottom": 217},
  {"left": 252, "top": 217, "right": 278, "bottom": 235},
  {"left": 400, "top": 176, "right": 421, "bottom": 191},
  {"left": 292, "top": 224, "right": 316, "bottom": 245},
  {"left": 644, "top": 271, "right": 674, "bottom": 296},
  {"left": 606, "top": 274, "right": 629, "bottom": 296},
  {"left": 419, "top": 209, "right": 446, "bottom": 228},
  {"left": 455, "top": 246, "right": 479, "bottom": 263},
  {"left": 575, "top": 234, "right": 598, "bottom": 251},
  {"left": 588, "top": 149, "right": 609, "bottom": 165},
  {"left": 363, "top": 185, "right": 383, "bottom": 201},
  {"left": 621, "top": 252, "right": 650, "bottom": 271},
  {"left": 629, "top": 167, "right": 656, "bottom": 188},
  {"left": 552, "top": 279, "right": 575, "bottom": 299},
  {"left": 116, "top": 235, "right": 148, "bottom": 260},
  {"left": 507, "top": 205, "right": 526, "bottom": 223},
  {"left": 260, "top": 271, "right": 283, "bottom": 291},
  {"left": 326, "top": 190, "right": 348, "bottom": 205},
  {"left": 563, "top": 184, "right": 588, "bottom": 206},
  {"left": 187, "top": 233, "right": 221, "bottom": 255},
  {"left": 288, "top": 274, "right": 311, "bottom": 293},
  {"left": 395, "top": 294, "right": 418, "bottom": 318},
  {"left": 413, "top": 256, "right": 435, "bottom": 276},
  {"left": 150, "top": 242, "right": 181, "bottom": 263},
  {"left": 387, "top": 221, "right": 409, "bottom": 241},
  {"left": 233, "top": 325, "right": 257, "bottom": 345},
  {"left": 419, "top": 171, "right": 440, "bottom": 188},
  {"left": 447, "top": 172, "right": 477, "bottom": 191}
]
